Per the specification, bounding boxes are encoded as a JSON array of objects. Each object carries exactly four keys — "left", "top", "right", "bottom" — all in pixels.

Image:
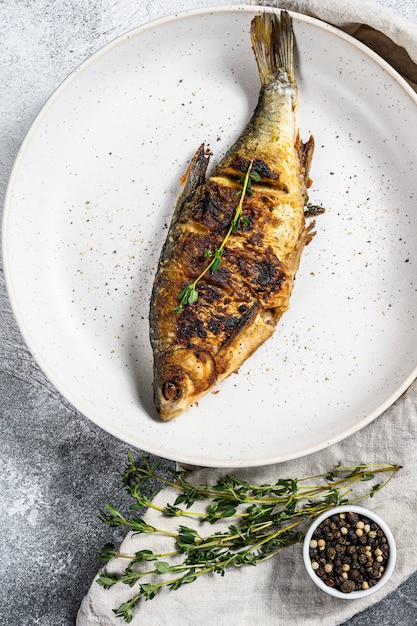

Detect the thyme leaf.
[{"left": 97, "top": 455, "right": 400, "bottom": 621}]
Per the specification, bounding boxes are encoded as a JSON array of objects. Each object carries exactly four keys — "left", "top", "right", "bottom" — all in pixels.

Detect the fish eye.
[{"left": 161, "top": 380, "right": 182, "bottom": 402}]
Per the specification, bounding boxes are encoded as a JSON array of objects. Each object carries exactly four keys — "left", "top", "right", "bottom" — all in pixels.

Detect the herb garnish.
[
  {"left": 304, "top": 202, "right": 325, "bottom": 217},
  {"left": 174, "top": 162, "right": 261, "bottom": 314},
  {"left": 97, "top": 454, "right": 400, "bottom": 622}
]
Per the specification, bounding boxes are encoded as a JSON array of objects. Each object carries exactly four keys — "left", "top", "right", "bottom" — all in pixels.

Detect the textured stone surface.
[{"left": 1, "top": 1, "right": 417, "bottom": 624}]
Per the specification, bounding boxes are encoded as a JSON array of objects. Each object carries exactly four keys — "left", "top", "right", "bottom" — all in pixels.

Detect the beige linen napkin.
[{"left": 77, "top": 2, "right": 417, "bottom": 624}]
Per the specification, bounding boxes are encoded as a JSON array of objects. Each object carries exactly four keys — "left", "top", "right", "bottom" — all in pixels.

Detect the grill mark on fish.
[
  {"left": 218, "top": 302, "right": 261, "bottom": 351},
  {"left": 225, "top": 246, "right": 287, "bottom": 306},
  {"left": 191, "top": 181, "right": 238, "bottom": 232},
  {"left": 223, "top": 155, "right": 280, "bottom": 181}
]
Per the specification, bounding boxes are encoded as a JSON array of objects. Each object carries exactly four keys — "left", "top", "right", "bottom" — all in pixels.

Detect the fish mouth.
[{"left": 153, "top": 347, "right": 217, "bottom": 421}]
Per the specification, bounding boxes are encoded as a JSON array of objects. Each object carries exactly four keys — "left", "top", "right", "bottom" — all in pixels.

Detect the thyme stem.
[{"left": 97, "top": 456, "right": 400, "bottom": 622}]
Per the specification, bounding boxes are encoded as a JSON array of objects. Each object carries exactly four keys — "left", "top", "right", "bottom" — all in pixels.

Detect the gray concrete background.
[{"left": 1, "top": 1, "right": 417, "bottom": 624}]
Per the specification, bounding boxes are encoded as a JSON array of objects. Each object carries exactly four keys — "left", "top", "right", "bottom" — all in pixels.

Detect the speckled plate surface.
[{"left": 3, "top": 6, "right": 417, "bottom": 467}]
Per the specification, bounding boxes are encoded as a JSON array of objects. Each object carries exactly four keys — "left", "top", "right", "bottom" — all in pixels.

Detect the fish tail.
[{"left": 251, "top": 11, "right": 295, "bottom": 87}]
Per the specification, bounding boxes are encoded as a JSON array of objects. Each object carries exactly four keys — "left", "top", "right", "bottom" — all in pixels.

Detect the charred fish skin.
[{"left": 150, "top": 11, "right": 316, "bottom": 421}]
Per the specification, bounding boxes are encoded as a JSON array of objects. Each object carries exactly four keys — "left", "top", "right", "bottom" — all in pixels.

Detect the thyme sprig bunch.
[
  {"left": 97, "top": 454, "right": 400, "bottom": 622},
  {"left": 174, "top": 162, "right": 261, "bottom": 314}
]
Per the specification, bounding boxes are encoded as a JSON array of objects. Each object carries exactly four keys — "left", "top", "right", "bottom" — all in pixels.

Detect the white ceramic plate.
[{"left": 3, "top": 6, "right": 417, "bottom": 467}]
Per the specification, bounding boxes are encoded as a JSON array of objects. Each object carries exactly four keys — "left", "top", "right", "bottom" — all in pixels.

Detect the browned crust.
[{"left": 150, "top": 169, "right": 310, "bottom": 420}]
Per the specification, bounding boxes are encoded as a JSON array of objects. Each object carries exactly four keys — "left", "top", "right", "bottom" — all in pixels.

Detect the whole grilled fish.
[{"left": 150, "top": 11, "right": 318, "bottom": 420}]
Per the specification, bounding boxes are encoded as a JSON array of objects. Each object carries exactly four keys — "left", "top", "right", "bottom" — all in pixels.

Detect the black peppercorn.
[
  {"left": 350, "top": 568, "right": 360, "bottom": 580},
  {"left": 341, "top": 579, "right": 356, "bottom": 593},
  {"left": 347, "top": 512, "right": 359, "bottom": 525}
]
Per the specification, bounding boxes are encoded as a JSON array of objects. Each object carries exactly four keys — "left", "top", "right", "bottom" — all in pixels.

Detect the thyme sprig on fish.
[
  {"left": 97, "top": 454, "right": 400, "bottom": 622},
  {"left": 174, "top": 162, "right": 261, "bottom": 314}
]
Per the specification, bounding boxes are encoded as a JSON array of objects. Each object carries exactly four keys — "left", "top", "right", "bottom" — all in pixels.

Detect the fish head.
[{"left": 153, "top": 347, "right": 217, "bottom": 420}]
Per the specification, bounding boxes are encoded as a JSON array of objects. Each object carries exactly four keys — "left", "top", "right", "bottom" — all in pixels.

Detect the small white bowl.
[{"left": 303, "top": 505, "right": 396, "bottom": 599}]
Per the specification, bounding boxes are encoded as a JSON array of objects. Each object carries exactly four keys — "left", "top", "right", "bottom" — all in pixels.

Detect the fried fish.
[{"left": 149, "top": 11, "right": 319, "bottom": 420}]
